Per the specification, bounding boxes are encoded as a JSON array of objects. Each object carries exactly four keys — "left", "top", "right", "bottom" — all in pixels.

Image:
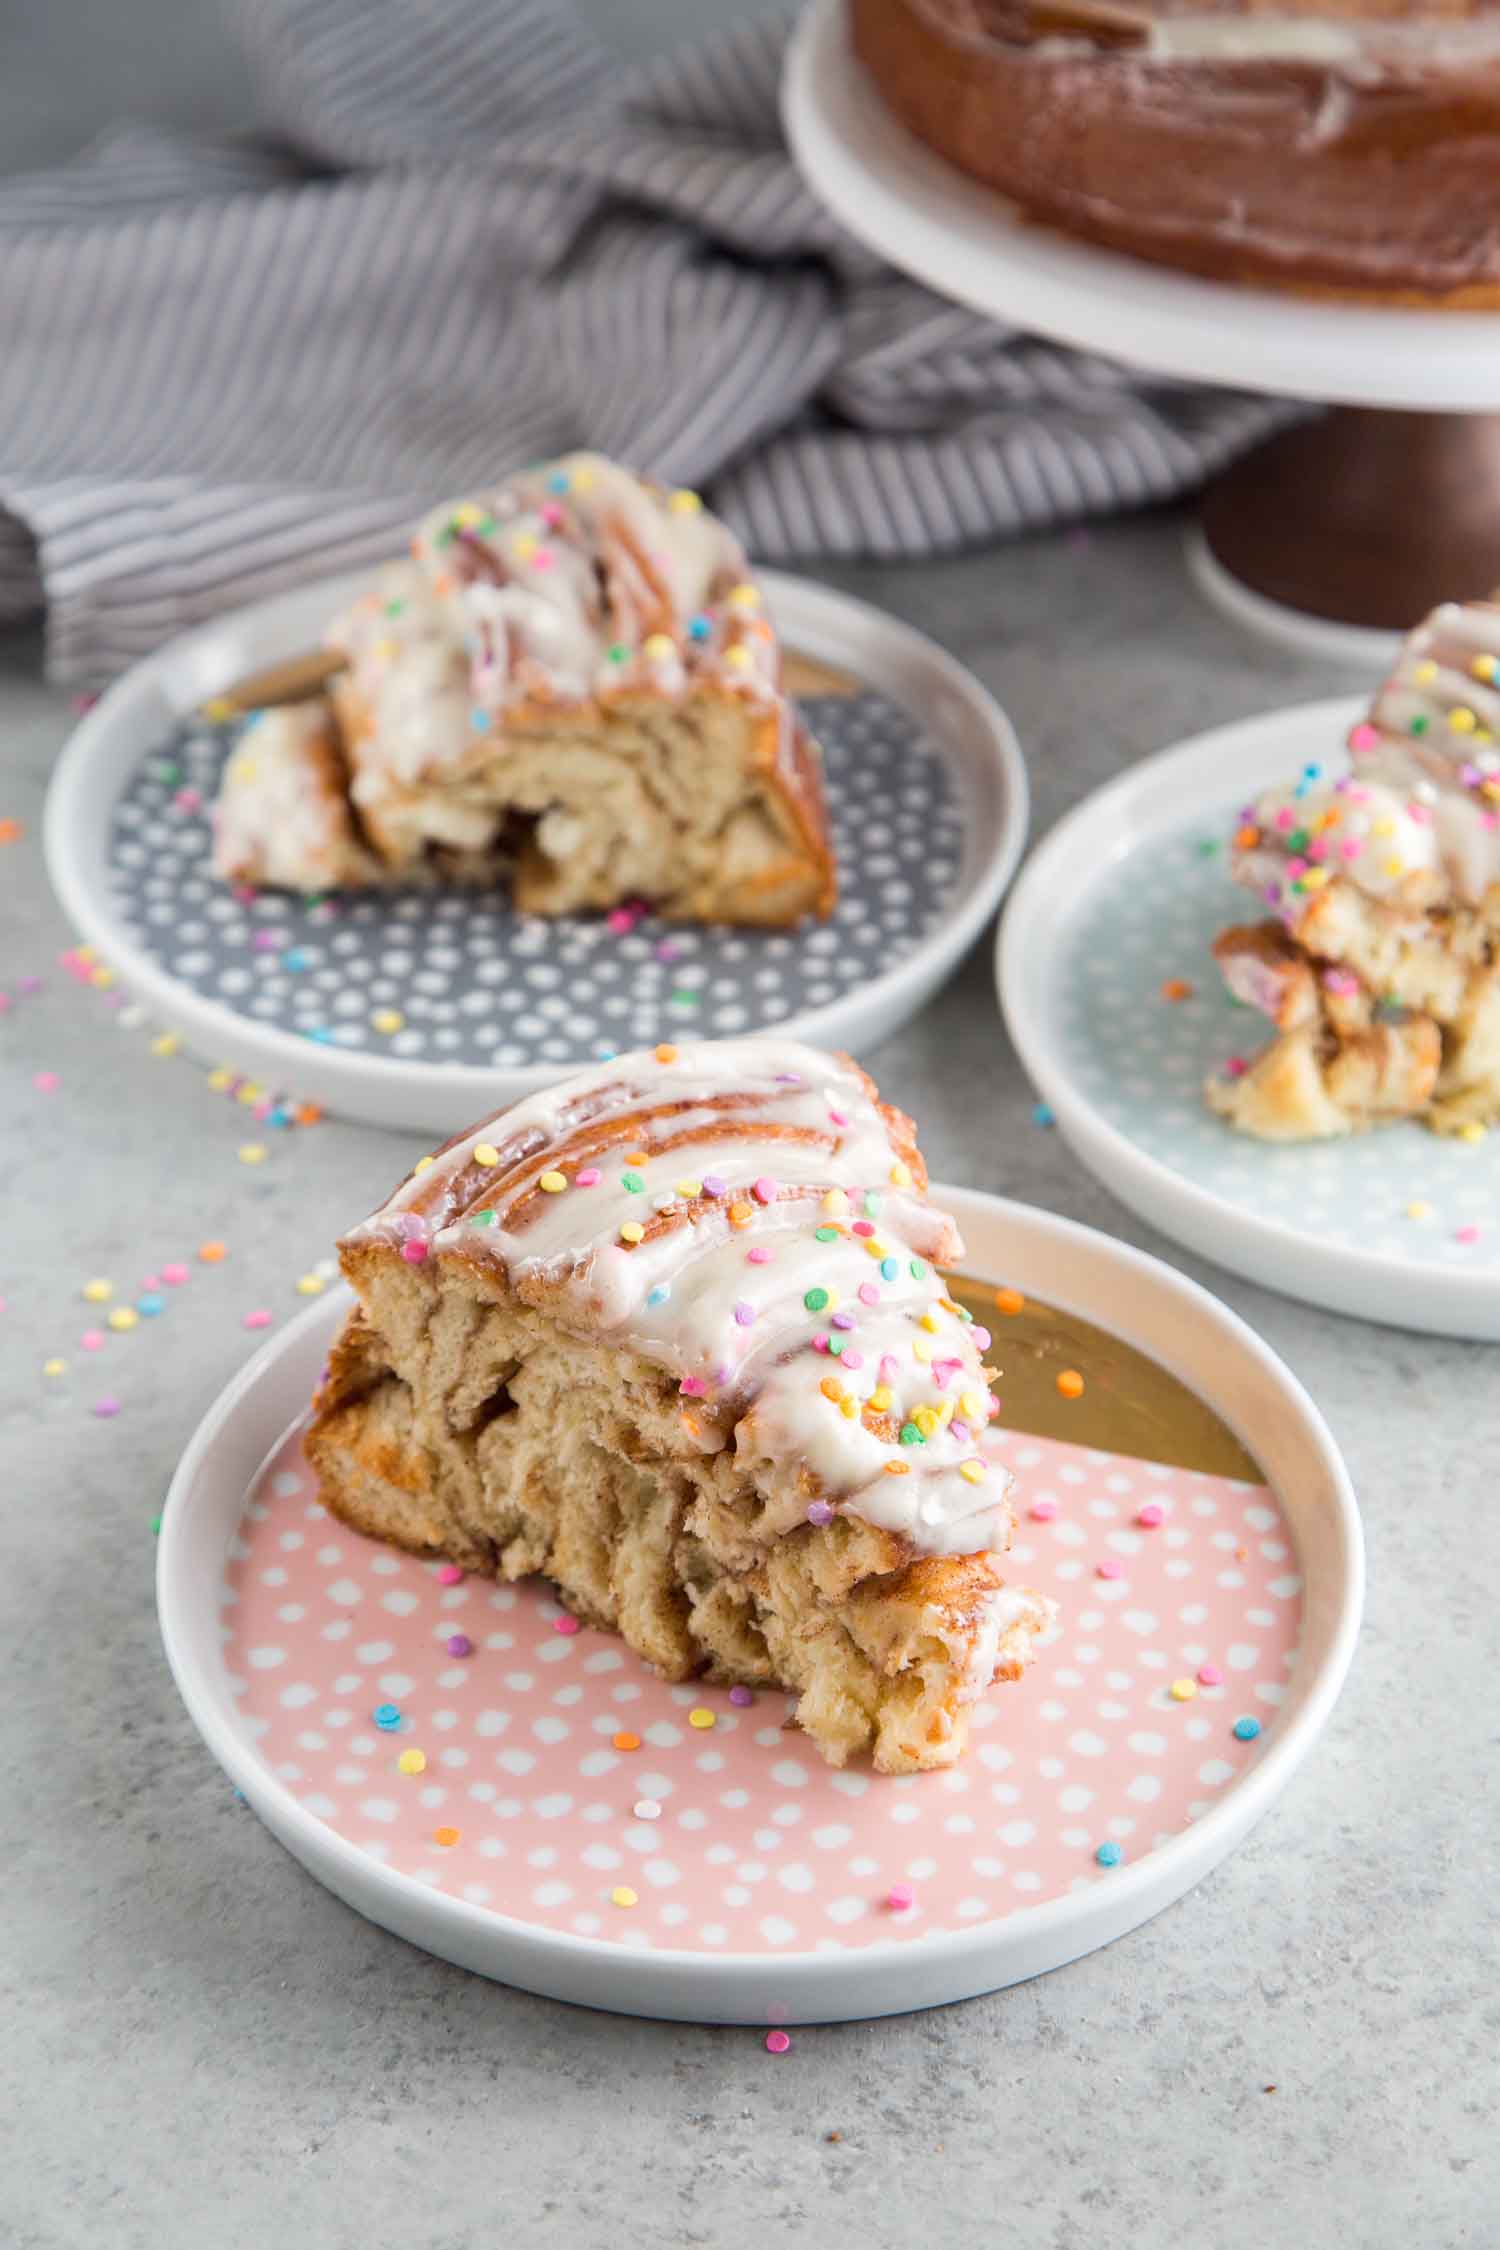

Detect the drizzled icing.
[
  {"left": 323, "top": 453, "right": 781, "bottom": 802},
  {"left": 1232, "top": 598, "right": 1500, "bottom": 925},
  {"left": 211, "top": 705, "right": 366, "bottom": 890},
  {"left": 350, "top": 1039, "right": 1018, "bottom": 1561}
]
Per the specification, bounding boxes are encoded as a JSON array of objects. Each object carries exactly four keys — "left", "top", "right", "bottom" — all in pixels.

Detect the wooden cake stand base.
[{"left": 1201, "top": 409, "right": 1500, "bottom": 634}]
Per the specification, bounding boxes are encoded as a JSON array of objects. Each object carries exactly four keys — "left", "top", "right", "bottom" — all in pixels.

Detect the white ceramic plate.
[
  {"left": 998, "top": 697, "right": 1500, "bottom": 1340},
  {"left": 43, "top": 568, "right": 1028, "bottom": 1135},
  {"left": 784, "top": 0, "right": 1500, "bottom": 411},
  {"left": 158, "top": 1184, "right": 1360, "bottom": 2024}
]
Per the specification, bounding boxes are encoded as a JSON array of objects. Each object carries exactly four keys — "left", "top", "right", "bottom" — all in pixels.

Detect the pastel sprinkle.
[
  {"left": 807, "top": 1499, "right": 835, "bottom": 1526},
  {"left": 689, "top": 1707, "right": 716, "bottom": 1730},
  {"left": 106, "top": 1307, "right": 139, "bottom": 1333},
  {"left": 242, "top": 1309, "right": 272, "bottom": 1331},
  {"left": 473, "top": 1143, "right": 500, "bottom": 1168},
  {"left": 1136, "top": 1503, "right": 1165, "bottom": 1528},
  {"left": 433, "top": 1827, "right": 461, "bottom": 1847},
  {"left": 1056, "top": 1370, "right": 1085, "bottom": 1400},
  {"left": 575, "top": 1166, "right": 602, "bottom": 1188},
  {"left": 553, "top": 1615, "right": 581, "bottom": 1636},
  {"left": 401, "top": 1239, "right": 429, "bottom": 1265},
  {"left": 373, "top": 1704, "right": 402, "bottom": 1729},
  {"left": 804, "top": 1287, "right": 830, "bottom": 1312},
  {"left": 764, "top": 2030, "right": 791, "bottom": 2054},
  {"left": 538, "top": 1170, "right": 568, "bottom": 1194},
  {"left": 733, "top": 1300, "right": 756, "bottom": 1326},
  {"left": 620, "top": 1222, "right": 646, "bottom": 1245},
  {"left": 887, "top": 1882, "right": 915, "bottom": 1911},
  {"left": 43, "top": 1358, "right": 67, "bottom": 1378},
  {"left": 1233, "top": 1717, "right": 1263, "bottom": 1741},
  {"left": 1169, "top": 1678, "right": 1198, "bottom": 1703},
  {"left": 1032, "top": 1103, "right": 1055, "bottom": 1127},
  {"left": 397, "top": 1749, "right": 427, "bottom": 1775},
  {"left": 93, "top": 1398, "right": 121, "bottom": 1418},
  {"left": 371, "top": 1008, "right": 404, "bottom": 1034},
  {"left": 994, "top": 1287, "right": 1025, "bottom": 1315},
  {"left": 436, "top": 1563, "right": 465, "bottom": 1585},
  {"left": 610, "top": 1887, "right": 638, "bottom": 1909},
  {"left": 1456, "top": 1224, "right": 1482, "bottom": 1244},
  {"left": 752, "top": 1176, "right": 778, "bottom": 1205},
  {"left": 646, "top": 1284, "right": 671, "bottom": 1307},
  {"left": 1197, "top": 1663, "right": 1224, "bottom": 1686},
  {"left": 1095, "top": 1841, "right": 1123, "bottom": 1868},
  {"left": 633, "top": 1798, "right": 662, "bottom": 1821},
  {"left": 161, "top": 1264, "right": 189, "bottom": 1287},
  {"left": 612, "top": 1732, "right": 641, "bottom": 1752},
  {"left": 1096, "top": 1558, "right": 1123, "bottom": 1580},
  {"left": 80, "top": 1330, "right": 105, "bottom": 1352},
  {"left": 82, "top": 1279, "right": 112, "bottom": 1303},
  {"left": 729, "top": 1685, "right": 754, "bottom": 1707},
  {"left": 198, "top": 1241, "right": 227, "bottom": 1263},
  {"left": 32, "top": 1070, "right": 59, "bottom": 1093},
  {"left": 446, "top": 1634, "right": 473, "bottom": 1658},
  {"left": 701, "top": 1174, "right": 727, "bottom": 1197}
]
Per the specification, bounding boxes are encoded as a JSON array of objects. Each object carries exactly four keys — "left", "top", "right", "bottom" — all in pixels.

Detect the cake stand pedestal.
[{"left": 785, "top": 0, "right": 1500, "bottom": 661}]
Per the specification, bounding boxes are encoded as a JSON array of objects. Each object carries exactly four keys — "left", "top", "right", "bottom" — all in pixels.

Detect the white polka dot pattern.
[
  {"left": 107, "top": 694, "right": 965, "bottom": 1069},
  {"left": 1061, "top": 822, "right": 1500, "bottom": 1273},
  {"left": 220, "top": 1421, "right": 1302, "bottom": 1955}
]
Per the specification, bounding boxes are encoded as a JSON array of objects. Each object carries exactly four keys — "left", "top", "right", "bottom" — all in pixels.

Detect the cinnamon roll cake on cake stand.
[
  {"left": 213, "top": 452, "right": 835, "bottom": 927},
  {"left": 1207, "top": 597, "right": 1500, "bottom": 1137},
  {"left": 307, "top": 1038, "right": 1056, "bottom": 1773}
]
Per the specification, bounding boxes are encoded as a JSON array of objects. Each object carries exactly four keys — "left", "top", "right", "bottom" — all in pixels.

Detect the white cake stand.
[{"left": 785, "top": 0, "right": 1500, "bottom": 656}]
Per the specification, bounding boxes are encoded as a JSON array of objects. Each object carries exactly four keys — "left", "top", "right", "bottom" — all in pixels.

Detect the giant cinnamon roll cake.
[
  {"left": 213, "top": 452, "right": 835, "bottom": 927},
  {"left": 307, "top": 1038, "right": 1056, "bottom": 1772},
  {"left": 850, "top": 0, "right": 1500, "bottom": 302},
  {"left": 1207, "top": 598, "right": 1500, "bottom": 1138}
]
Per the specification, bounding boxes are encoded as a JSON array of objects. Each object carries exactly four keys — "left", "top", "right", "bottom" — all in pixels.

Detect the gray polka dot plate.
[
  {"left": 44, "top": 569, "right": 1027, "bottom": 1132},
  {"left": 998, "top": 696, "right": 1500, "bottom": 1341}
]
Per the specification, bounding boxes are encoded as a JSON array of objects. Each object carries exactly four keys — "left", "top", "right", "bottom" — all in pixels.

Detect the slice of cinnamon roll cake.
[{"left": 307, "top": 1038, "right": 1055, "bottom": 1772}]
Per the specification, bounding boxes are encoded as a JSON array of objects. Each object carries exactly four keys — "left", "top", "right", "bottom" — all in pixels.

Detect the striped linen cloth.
[{"left": 0, "top": 0, "right": 1291, "bottom": 683}]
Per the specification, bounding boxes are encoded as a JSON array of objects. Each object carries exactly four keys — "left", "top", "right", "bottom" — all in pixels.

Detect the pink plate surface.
[{"left": 223, "top": 1423, "right": 1302, "bottom": 1957}]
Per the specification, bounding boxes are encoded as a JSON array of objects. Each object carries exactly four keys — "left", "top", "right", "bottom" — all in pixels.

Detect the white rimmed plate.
[
  {"left": 158, "top": 1184, "right": 1360, "bottom": 2024},
  {"left": 43, "top": 569, "right": 1027, "bottom": 1134},
  {"left": 784, "top": 0, "right": 1500, "bottom": 412},
  {"left": 998, "top": 696, "right": 1500, "bottom": 1340}
]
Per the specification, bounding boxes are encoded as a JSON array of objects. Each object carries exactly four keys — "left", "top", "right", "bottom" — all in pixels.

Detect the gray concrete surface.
[{"left": 3, "top": 515, "right": 1496, "bottom": 2249}]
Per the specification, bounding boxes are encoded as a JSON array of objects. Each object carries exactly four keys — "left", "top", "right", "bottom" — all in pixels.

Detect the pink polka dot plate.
[{"left": 158, "top": 1187, "right": 1361, "bottom": 2022}]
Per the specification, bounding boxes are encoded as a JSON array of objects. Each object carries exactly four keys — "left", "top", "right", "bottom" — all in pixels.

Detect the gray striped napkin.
[{"left": 0, "top": 0, "right": 1291, "bottom": 683}]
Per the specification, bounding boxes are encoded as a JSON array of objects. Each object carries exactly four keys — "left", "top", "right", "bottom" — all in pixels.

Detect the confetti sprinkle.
[
  {"left": 1096, "top": 1558, "right": 1123, "bottom": 1580},
  {"left": 150, "top": 1032, "right": 181, "bottom": 1058},
  {"left": 610, "top": 1886, "right": 639, "bottom": 1909},
  {"left": 1056, "top": 1369, "right": 1085, "bottom": 1400},
  {"left": 0, "top": 817, "right": 22, "bottom": 843},
  {"left": 373, "top": 1704, "right": 402, "bottom": 1730},
  {"left": 198, "top": 1241, "right": 227, "bottom": 1264},
  {"left": 1095, "top": 1841, "right": 1123, "bottom": 1868},
  {"left": 887, "top": 1882, "right": 915, "bottom": 1911},
  {"left": 82, "top": 1278, "right": 113, "bottom": 1303},
  {"left": 106, "top": 1307, "right": 139, "bottom": 1333},
  {"left": 436, "top": 1563, "right": 465, "bottom": 1585},
  {"left": 633, "top": 1798, "right": 662, "bottom": 1821},
  {"left": 552, "top": 1615, "right": 580, "bottom": 1636},
  {"left": 620, "top": 1221, "right": 645, "bottom": 1245},
  {"left": 446, "top": 1634, "right": 473, "bottom": 1658},
  {"left": 238, "top": 1144, "right": 267, "bottom": 1166},
  {"left": 397, "top": 1748, "right": 427, "bottom": 1775},
  {"left": 93, "top": 1398, "right": 121, "bottom": 1419},
  {"left": 473, "top": 1143, "right": 500, "bottom": 1168},
  {"left": 688, "top": 1707, "right": 716, "bottom": 1730},
  {"left": 1169, "top": 1678, "right": 1197, "bottom": 1703},
  {"left": 1032, "top": 1103, "right": 1055, "bottom": 1127},
  {"left": 242, "top": 1309, "right": 272, "bottom": 1331},
  {"left": 1160, "top": 978, "right": 1195, "bottom": 1003},
  {"left": 371, "top": 1008, "right": 404, "bottom": 1034},
  {"left": 806, "top": 1499, "right": 835, "bottom": 1526},
  {"left": 1456, "top": 1224, "right": 1482, "bottom": 1244},
  {"left": 80, "top": 1330, "right": 105, "bottom": 1352},
  {"left": 1198, "top": 1663, "right": 1224, "bottom": 1686},
  {"left": 764, "top": 2030, "right": 791, "bottom": 2055},
  {"left": 994, "top": 1287, "right": 1025, "bottom": 1316},
  {"left": 538, "top": 1170, "right": 568, "bottom": 1194},
  {"left": 43, "top": 1358, "right": 67, "bottom": 1378},
  {"left": 1233, "top": 1717, "right": 1263, "bottom": 1742},
  {"left": 612, "top": 1731, "right": 641, "bottom": 1752},
  {"left": 433, "top": 1826, "right": 460, "bottom": 1847},
  {"left": 1029, "top": 1499, "right": 1057, "bottom": 1523},
  {"left": 729, "top": 1685, "right": 754, "bottom": 1707},
  {"left": 1136, "top": 1503, "right": 1165, "bottom": 1528},
  {"left": 296, "top": 1273, "right": 326, "bottom": 1295},
  {"left": 32, "top": 1070, "right": 59, "bottom": 1094}
]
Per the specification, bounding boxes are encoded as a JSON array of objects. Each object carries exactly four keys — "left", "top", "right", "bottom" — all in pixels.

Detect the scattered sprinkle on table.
[
  {"left": 1160, "top": 978, "right": 1195, "bottom": 1003},
  {"left": 242, "top": 1309, "right": 272, "bottom": 1331},
  {"left": 198, "top": 1241, "right": 227, "bottom": 1264},
  {"left": 1032, "top": 1102, "right": 1055, "bottom": 1127},
  {"left": 397, "top": 1748, "right": 426, "bottom": 1775},
  {"left": 1405, "top": 1200, "right": 1433, "bottom": 1221},
  {"left": 764, "top": 2030, "right": 791, "bottom": 2055},
  {"left": 296, "top": 1273, "right": 325, "bottom": 1296},
  {"left": 93, "top": 1398, "right": 121, "bottom": 1419},
  {"left": 43, "top": 1357, "right": 67, "bottom": 1378},
  {"left": 32, "top": 1070, "right": 59, "bottom": 1093},
  {"left": 1169, "top": 1678, "right": 1198, "bottom": 1702},
  {"left": 611, "top": 1886, "right": 639, "bottom": 1909},
  {"left": 1056, "top": 1369, "right": 1085, "bottom": 1400},
  {"left": 552, "top": 1615, "right": 580, "bottom": 1636},
  {"left": 162, "top": 1263, "right": 189, "bottom": 1286},
  {"left": 1455, "top": 1224, "right": 1482, "bottom": 1244},
  {"left": 150, "top": 1032, "right": 180, "bottom": 1058},
  {"left": 0, "top": 817, "right": 22, "bottom": 843},
  {"left": 238, "top": 1143, "right": 267, "bottom": 1166},
  {"left": 612, "top": 1731, "right": 641, "bottom": 1752},
  {"left": 1233, "top": 1716, "right": 1263, "bottom": 1741},
  {"left": 1095, "top": 1841, "right": 1123, "bottom": 1868},
  {"left": 688, "top": 1707, "right": 716, "bottom": 1730},
  {"left": 82, "top": 1278, "right": 112, "bottom": 1303},
  {"left": 80, "top": 1330, "right": 105, "bottom": 1352},
  {"left": 106, "top": 1307, "right": 139, "bottom": 1332}
]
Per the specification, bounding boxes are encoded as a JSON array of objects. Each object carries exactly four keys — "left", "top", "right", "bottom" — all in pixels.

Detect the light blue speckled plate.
[{"left": 998, "top": 696, "right": 1500, "bottom": 1340}]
